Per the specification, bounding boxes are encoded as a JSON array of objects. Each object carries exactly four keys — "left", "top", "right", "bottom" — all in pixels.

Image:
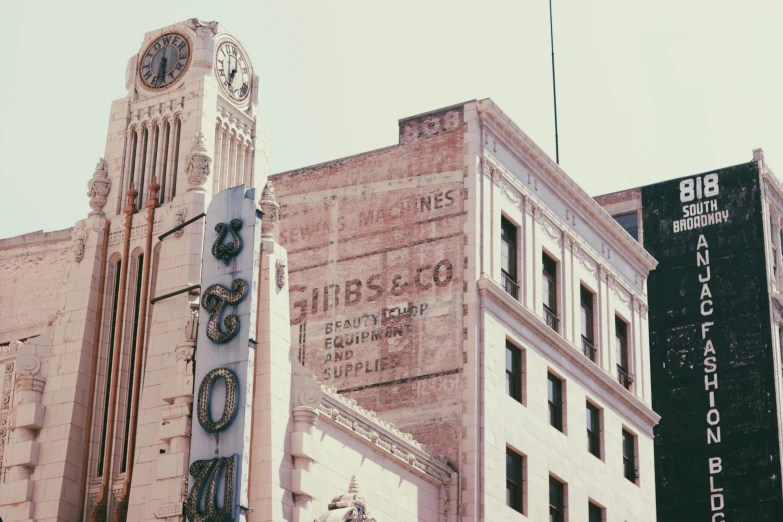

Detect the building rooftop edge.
[
  {"left": 0, "top": 227, "right": 73, "bottom": 250},
  {"left": 476, "top": 98, "right": 658, "bottom": 272}
]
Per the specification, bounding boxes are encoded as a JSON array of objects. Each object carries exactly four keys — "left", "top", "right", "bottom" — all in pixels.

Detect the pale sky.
[{"left": 1, "top": 1, "right": 781, "bottom": 239}]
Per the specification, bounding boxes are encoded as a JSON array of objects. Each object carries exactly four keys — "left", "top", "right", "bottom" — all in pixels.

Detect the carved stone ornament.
[
  {"left": 258, "top": 181, "right": 279, "bottom": 240},
  {"left": 16, "top": 353, "right": 41, "bottom": 376},
  {"left": 211, "top": 219, "right": 243, "bottom": 264},
  {"left": 185, "top": 131, "right": 212, "bottom": 192},
  {"left": 201, "top": 278, "right": 248, "bottom": 344},
  {"left": 315, "top": 476, "right": 377, "bottom": 522},
  {"left": 276, "top": 258, "right": 287, "bottom": 289},
  {"left": 72, "top": 230, "right": 87, "bottom": 262},
  {"left": 190, "top": 18, "right": 219, "bottom": 36},
  {"left": 173, "top": 206, "right": 188, "bottom": 238},
  {"left": 87, "top": 158, "right": 111, "bottom": 215}
]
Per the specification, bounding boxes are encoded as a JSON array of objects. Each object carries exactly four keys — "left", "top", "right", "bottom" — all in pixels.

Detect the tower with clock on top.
[
  {"left": 101, "top": 18, "right": 267, "bottom": 221},
  {"left": 81, "top": 19, "right": 267, "bottom": 520}
]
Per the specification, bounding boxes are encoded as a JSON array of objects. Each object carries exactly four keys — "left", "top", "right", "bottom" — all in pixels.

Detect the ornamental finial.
[
  {"left": 258, "top": 180, "right": 280, "bottom": 241},
  {"left": 87, "top": 158, "right": 111, "bottom": 216},
  {"left": 186, "top": 131, "right": 212, "bottom": 192}
]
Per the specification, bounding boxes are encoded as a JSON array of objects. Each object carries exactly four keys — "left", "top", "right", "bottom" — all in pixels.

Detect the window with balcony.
[
  {"left": 506, "top": 341, "right": 523, "bottom": 403},
  {"left": 615, "top": 317, "right": 633, "bottom": 390},
  {"left": 588, "top": 502, "right": 603, "bottom": 522},
  {"left": 506, "top": 448, "right": 525, "bottom": 513},
  {"left": 580, "top": 285, "right": 596, "bottom": 362},
  {"left": 548, "top": 373, "right": 563, "bottom": 432},
  {"left": 501, "top": 216, "right": 519, "bottom": 299},
  {"left": 549, "top": 476, "right": 565, "bottom": 522},
  {"left": 612, "top": 212, "right": 639, "bottom": 241},
  {"left": 542, "top": 253, "right": 558, "bottom": 331},
  {"left": 586, "top": 402, "right": 601, "bottom": 458},
  {"left": 622, "top": 429, "right": 637, "bottom": 483}
]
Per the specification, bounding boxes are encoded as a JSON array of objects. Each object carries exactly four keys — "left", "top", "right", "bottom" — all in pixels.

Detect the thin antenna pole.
[{"left": 549, "top": 0, "right": 560, "bottom": 164}]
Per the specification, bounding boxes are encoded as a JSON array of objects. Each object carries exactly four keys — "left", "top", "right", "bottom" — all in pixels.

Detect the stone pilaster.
[{"left": 291, "top": 367, "right": 322, "bottom": 522}]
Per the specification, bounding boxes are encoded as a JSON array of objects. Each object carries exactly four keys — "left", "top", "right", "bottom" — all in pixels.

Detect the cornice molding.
[
  {"left": 318, "top": 385, "right": 453, "bottom": 486},
  {"left": 478, "top": 276, "right": 660, "bottom": 434},
  {"left": 477, "top": 100, "right": 657, "bottom": 273},
  {"left": 484, "top": 156, "right": 646, "bottom": 302}
]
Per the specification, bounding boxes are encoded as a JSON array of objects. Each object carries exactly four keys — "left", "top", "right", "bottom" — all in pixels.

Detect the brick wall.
[
  {"left": 0, "top": 229, "right": 72, "bottom": 343},
  {"left": 272, "top": 106, "right": 466, "bottom": 463}
]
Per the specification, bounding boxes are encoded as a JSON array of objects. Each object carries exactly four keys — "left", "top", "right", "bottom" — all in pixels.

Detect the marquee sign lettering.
[
  {"left": 643, "top": 163, "right": 783, "bottom": 521},
  {"left": 186, "top": 186, "right": 262, "bottom": 522}
]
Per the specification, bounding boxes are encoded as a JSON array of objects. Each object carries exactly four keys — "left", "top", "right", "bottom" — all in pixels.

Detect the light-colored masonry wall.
[
  {"left": 472, "top": 100, "right": 658, "bottom": 521},
  {"left": 0, "top": 230, "right": 72, "bottom": 344},
  {"left": 313, "top": 419, "right": 443, "bottom": 521}
]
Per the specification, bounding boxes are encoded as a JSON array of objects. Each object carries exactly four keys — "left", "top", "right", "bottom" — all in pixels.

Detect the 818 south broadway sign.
[
  {"left": 642, "top": 163, "right": 783, "bottom": 521},
  {"left": 186, "top": 186, "right": 262, "bottom": 522}
]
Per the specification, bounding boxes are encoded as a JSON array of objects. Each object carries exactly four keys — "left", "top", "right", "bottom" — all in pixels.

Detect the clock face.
[
  {"left": 216, "top": 41, "right": 251, "bottom": 102},
  {"left": 138, "top": 32, "right": 191, "bottom": 90}
]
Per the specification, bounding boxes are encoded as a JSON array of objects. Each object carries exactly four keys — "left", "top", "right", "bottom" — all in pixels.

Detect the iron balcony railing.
[
  {"left": 617, "top": 366, "right": 634, "bottom": 389},
  {"left": 501, "top": 272, "right": 519, "bottom": 300},
  {"left": 581, "top": 336, "right": 596, "bottom": 362},
  {"left": 543, "top": 306, "right": 559, "bottom": 333}
]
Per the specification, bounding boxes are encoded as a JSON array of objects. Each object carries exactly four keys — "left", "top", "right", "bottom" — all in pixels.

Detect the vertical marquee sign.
[
  {"left": 642, "top": 163, "right": 783, "bottom": 521},
  {"left": 186, "top": 186, "right": 262, "bottom": 522}
]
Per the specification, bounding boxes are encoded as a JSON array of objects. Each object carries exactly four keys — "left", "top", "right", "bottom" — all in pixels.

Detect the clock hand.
[{"left": 158, "top": 51, "right": 168, "bottom": 83}]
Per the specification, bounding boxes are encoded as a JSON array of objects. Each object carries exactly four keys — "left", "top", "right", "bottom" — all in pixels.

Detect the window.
[
  {"left": 506, "top": 341, "right": 522, "bottom": 403},
  {"left": 612, "top": 212, "right": 638, "bottom": 241},
  {"left": 121, "top": 254, "right": 144, "bottom": 473},
  {"left": 97, "top": 259, "right": 121, "bottom": 477},
  {"left": 542, "top": 253, "right": 558, "bottom": 331},
  {"left": 615, "top": 317, "right": 632, "bottom": 390},
  {"left": 586, "top": 402, "right": 600, "bottom": 458},
  {"left": 622, "top": 429, "right": 637, "bottom": 482},
  {"left": 548, "top": 373, "right": 563, "bottom": 432},
  {"left": 549, "top": 476, "right": 565, "bottom": 522},
  {"left": 580, "top": 286, "right": 595, "bottom": 361},
  {"left": 774, "top": 244, "right": 778, "bottom": 277},
  {"left": 501, "top": 216, "right": 519, "bottom": 299},
  {"left": 588, "top": 502, "right": 603, "bottom": 522},
  {"left": 506, "top": 448, "right": 524, "bottom": 513}
]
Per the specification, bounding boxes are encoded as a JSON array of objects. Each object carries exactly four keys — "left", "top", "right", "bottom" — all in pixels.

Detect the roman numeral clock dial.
[
  {"left": 138, "top": 32, "right": 192, "bottom": 90},
  {"left": 216, "top": 41, "right": 251, "bottom": 102}
]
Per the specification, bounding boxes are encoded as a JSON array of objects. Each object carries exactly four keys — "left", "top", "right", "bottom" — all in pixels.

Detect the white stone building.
[
  {"left": 272, "top": 98, "right": 660, "bottom": 522},
  {"left": 0, "top": 17, "right": 659, "bottom": 522},
  {"left": 0, "top": 19, "right": 454, "bottom": 522}
]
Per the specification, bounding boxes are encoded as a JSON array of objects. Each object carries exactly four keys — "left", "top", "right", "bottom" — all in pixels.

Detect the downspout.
[
  {"left": 115, "top": 177, "right": 159, "bottom": 521},
  {"left": 79, "top": 220, "right": 111, "bottom": 521},
  {"left": 91, "top": 184, "right": 138, "bottom": 522}
]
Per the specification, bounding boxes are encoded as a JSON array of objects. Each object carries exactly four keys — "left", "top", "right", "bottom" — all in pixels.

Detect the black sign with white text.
[{"left": 642, "top": 162, "right": 783, "bottom": 521}]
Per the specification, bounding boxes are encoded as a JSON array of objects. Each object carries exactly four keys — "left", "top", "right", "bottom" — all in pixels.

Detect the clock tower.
[
  {"left": 0, "top": 19, "right": 269, "bottom": 522},
  {"left": 102, "top": 17, "right": 267, "bottom": 218}
]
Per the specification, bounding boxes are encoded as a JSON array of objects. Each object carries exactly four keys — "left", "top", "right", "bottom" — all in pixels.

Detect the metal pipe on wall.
[
  {"left": 90, "top": 185, "right": 137, "bottom": 522},
  {"left": 114, "top": 176, "right": 160, "bottom": 522}
]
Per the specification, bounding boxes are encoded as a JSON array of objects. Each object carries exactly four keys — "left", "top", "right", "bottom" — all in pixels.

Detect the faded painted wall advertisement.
[
  {"left": 274, "top": 121, "right": 465, "bottom": 459},
  {"left": 642, "top": 163, "right": 783, "bottom": 521}
]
